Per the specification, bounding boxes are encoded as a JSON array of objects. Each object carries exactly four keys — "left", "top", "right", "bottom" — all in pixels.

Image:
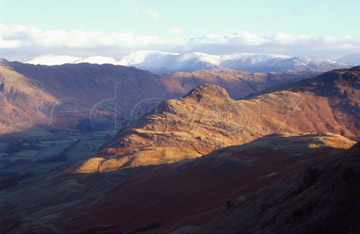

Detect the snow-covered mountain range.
[{"left": 25, "top": 51, "right": 360, "bottom": 73}]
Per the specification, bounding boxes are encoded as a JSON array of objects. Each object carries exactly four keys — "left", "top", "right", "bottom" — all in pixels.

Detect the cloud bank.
[{"left": 1, "top": 24, "right": 360, "bottom": 61}]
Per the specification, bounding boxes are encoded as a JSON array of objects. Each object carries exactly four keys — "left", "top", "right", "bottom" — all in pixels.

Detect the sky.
[{"left": 0, "top": 0, "right": 360, "bottom": 61}]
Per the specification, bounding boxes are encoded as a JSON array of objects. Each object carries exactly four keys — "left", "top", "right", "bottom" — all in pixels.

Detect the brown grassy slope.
[{"left": 75, "top": 67, "right": 360, "bottom": 173}]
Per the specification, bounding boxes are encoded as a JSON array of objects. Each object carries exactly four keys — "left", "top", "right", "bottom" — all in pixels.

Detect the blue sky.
[
  {"left": 0, "top": 0, "right": 360, "bottom": 60},
  {"left": 1, "top": 0, "right": 359, "bottom": 37}
]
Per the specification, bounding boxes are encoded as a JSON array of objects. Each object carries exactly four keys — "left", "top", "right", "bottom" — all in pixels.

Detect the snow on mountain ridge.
[
  {"left": 26, "top": 55, "right": 81, "bottom": 66},
  {"left": 72, "top": 56, "right": 120, "bottom": 65},
  {"left": 25, "top": 51, "right": 349, "bottom": 73},
  {"left": 118, "top": 50, "right": 179, "bottom": 65}
]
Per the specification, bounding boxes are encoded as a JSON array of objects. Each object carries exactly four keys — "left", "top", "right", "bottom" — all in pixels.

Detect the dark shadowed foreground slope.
[
  {"left": 0, "top": 133, "right": 355, "bottom": 233},
  {"left": 174, "top": 141, "right": 360, "bottom": 234}
]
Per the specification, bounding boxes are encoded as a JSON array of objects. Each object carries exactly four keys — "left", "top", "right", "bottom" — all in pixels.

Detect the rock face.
[
  {"left": 176, "top": 141, "right": 360, "bottom": 234},
  {"left": 0, "top": 60, "right": 316, "bottom": 134},
  {"left": 76, "top": 67, "right": 360, "bottom": 173}
]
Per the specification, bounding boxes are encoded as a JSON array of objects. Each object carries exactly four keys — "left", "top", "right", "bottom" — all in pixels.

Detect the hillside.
[
  {"left": 0, "top": 60, "right": 57, "bottom": 133},
  {"left": 0, "top": 59, "right": 316, "bottom": 134},
  {"left": 175, "top": 140, "right": 360, "bottom": 234},
  {"left": 1, "top": 66, "right": 360, "bottom": 233},
  {"left": 0, "top": 133, "right": 355, "bottom": 233},
  {"left": 162, "top": 70, "right": 318, "bottom": 99},
  {"left": 75, "top": 67, "right": 360, "bottom": 173}
]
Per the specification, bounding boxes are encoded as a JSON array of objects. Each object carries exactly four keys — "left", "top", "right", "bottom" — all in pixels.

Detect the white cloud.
[
  {"left": 189, "top": 31, "right": 268, "bottom": 47},
  {"left": 1, "top": 24, "right": 360, "bottom": 60},
  {"left": 191, "top": 33, "right": 228, "bottom": 44},
  {"left": 138, "top": 4, "right": 160, "bottom": 21},
  {"left": 169, "top": 27, "right": 183, "bottom": 35},
  {"left": 229, "top": 31, "right": 269, "bottom": 46},
  {"left": 0, "top": 39, "right": 21, "bottom": 48},
  {"left": 0, "top": 24, "right": 173, "bottom": 49},
  {"left": 187, "top": 31, "right": 360, "bottom": 58}
]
